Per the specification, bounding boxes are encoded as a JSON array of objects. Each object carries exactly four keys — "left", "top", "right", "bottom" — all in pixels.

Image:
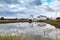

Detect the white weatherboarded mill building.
[
  {"left": 37, "top": 15, "right": 47, "bottom": 20},
  {"left": 28, "top": 15, "right": 47, "bottom": 21},
  {"left": 33, "top": 15, "right": 47, "bottom": 21}
]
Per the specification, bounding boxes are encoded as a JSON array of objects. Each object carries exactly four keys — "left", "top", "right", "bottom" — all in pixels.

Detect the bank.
[{"left": 37, "top": 20, "right": 60, "bottom": 28}]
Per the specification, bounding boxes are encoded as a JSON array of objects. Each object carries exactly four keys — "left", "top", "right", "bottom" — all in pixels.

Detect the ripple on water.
[{"left": 0, "top": 22, "right": 60, "bottom": 40}]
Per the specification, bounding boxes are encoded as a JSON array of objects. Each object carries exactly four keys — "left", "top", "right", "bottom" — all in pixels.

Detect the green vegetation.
[
  {"left": 0, "top": 19, "right": 60, "bottom": 28},
  {"left": 0, "top": 19, "right": 32, "bottom": 24},
  {"left": 0, "top": 36, "right": 31, "bottom": 40},
  {"left": 38, "top": 20, "right": 60, "bottom": 28},
  {"left": 0, "top": 17, "right": 4, "bottom": 20},
  {"left": 0, "top": 36, "right": 20, "bottom": 40}
]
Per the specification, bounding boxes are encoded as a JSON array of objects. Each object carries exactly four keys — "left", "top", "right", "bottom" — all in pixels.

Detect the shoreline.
[
  {"left": 0, "top": 20, "right": 60, "bottom": 28},
  {"left": 38, "top": 20, "right": 60, "bottom": 28}
]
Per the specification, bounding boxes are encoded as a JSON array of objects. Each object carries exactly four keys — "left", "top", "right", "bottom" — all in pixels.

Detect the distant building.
[
  {"left": 34, "top": 15, "right": 47, "bottom": 21},
  {"left": 27, "top": 15, "right": 48, "bottom": 21},
  {"left": 37, "top": 15, "right": 47, "bottom": 20}
]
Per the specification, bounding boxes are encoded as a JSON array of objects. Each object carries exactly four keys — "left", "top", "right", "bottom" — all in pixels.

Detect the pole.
[{"left": 55, "top": 11, "right": 57, "bottom": 20}]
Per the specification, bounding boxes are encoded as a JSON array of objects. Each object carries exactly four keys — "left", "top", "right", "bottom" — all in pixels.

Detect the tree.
[
  {"left": 56, "top": 17, "right": 60, "bottom": 19},
  {"left": 1, "top": 17, "right": 4, "bottom": 20}
]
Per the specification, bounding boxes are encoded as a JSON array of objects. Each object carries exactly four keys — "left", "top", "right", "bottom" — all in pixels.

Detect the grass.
[
  {"left": 0, "top": 19, "right": 60, "bottom": 28},
  {"left": 0, "top": 36, "right": 20, "bottom": 40},
  {"left": 0, "top": 36, "right": 30, "bottom": 40},
  {"left": 38, "top": 20, "right": 60, "bottom": 28},
  {"left": 0, "top": 20, "right": 32, "bottom": 24}
]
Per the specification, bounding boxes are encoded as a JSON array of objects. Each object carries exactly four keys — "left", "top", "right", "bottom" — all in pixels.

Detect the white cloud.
[
  {"left": 0, "top": 0, "right": 60, "bottom": 18},
  {"left": 19, "top": 0, "right": 25, "bottom": 4},
  {"left": 9, "top": 9, "right": 18, "bottom": 12},
  {"left": 0, "top": 4, "right": 4, "bottom": 7},
  {"left": 8, "top": 4, "right": 17, "bottom": 8},
  {"left": 49, "top": 0, "right": 60, "bottom": 11},
  {"left": 0, "top": 16, "right": 16, "bottom": 19},
  {"left": 16, "top": 14, "right": 29, "bottom": 18},
  {"left": 18, "top": 7, "right": 26, "bottom": 11}
]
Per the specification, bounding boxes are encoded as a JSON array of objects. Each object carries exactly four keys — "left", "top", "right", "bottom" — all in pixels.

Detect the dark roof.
[{"left": 38, "top": 15, "right": 47, "bottom": 17}]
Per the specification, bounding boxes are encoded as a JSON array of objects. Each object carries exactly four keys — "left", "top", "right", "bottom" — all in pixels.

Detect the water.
[{"left": 0, "top": 22, "right": 60, "bottom": 40}]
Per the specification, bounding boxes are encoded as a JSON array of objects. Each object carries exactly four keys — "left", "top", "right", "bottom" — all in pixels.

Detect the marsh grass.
[
  {"left": 0, "top": 19, "right": 60, "bottom": 28},
  {"left": 39, "top": 20, "right": 60, "bottom": 28},
  {"left": 0, "top": 36, "right": 31, "bottom": 40}
]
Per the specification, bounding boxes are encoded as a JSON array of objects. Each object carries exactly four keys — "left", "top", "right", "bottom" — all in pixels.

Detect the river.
[{"left": 0, "top": 22, "right": 60, "bottom": 40}]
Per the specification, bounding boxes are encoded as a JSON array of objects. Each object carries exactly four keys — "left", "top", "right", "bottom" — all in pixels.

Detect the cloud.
[
  {"left": 29, "top": 0, "right": 42, "bottom": 6},
  {"left": 0, "top": 0, "right": 19, "bottom": 4},
  {"left": 49, "top": 0, "right": 60, "bottom": 11},
  {"left": 0, "top": 0, "right": 60, "bottom": 18},
  {"left": 41, "top": 0, "right": 60, "bottom": 12}
]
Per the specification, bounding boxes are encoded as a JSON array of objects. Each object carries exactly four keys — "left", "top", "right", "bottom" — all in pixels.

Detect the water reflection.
[{"left": 0, "top": 22, "right": 60, "bottom": 40}]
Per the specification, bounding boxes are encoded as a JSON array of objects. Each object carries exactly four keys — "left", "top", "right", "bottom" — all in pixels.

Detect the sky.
[{"left": 0, "top": 0, "right": 60, "bottom": 18}]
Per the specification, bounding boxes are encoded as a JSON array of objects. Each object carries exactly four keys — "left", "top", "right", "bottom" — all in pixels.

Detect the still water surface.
[{"left": 0, "top": 22, "right": 60, "bottom": 40}]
